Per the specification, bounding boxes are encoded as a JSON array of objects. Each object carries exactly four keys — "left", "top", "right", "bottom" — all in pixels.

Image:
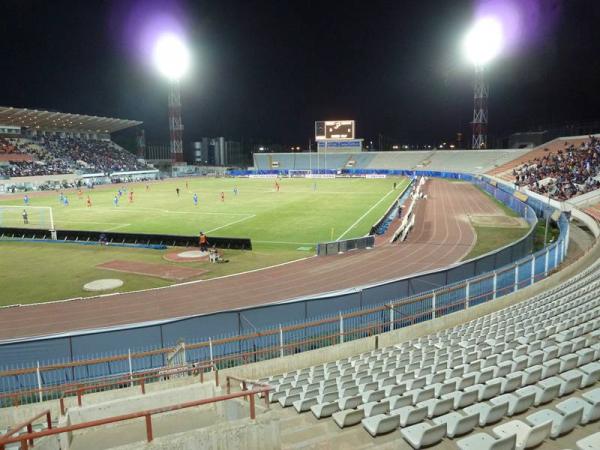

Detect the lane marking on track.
[{"left": 336, "top": 189, "right": 398, "bottom": 241}]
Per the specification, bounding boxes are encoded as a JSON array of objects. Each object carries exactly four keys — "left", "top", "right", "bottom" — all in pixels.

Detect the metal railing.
[
  {"left": 0, "top": 409, "right": 52, "bottom": 450},
  {"left": 0, "top": 385, "right": 271, "bottom": 450}
]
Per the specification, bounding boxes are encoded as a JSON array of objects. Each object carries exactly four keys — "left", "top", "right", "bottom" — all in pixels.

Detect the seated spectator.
[{"left": 513, "top": 136, "right": 600, "bottom": 200}]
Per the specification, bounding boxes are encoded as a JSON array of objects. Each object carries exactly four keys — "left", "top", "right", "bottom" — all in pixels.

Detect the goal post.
[
  {"left": 288, "top": 169, "right": 313, "bottom": 178},
  {"left": 0, "top": 205, "right": 55, "bottom": 235}
]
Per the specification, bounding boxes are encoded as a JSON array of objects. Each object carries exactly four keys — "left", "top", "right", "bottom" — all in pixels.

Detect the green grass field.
[
  {"left": 0, "top": 177, "right": 408, "bottom": 305},
  {"left": 0, "top": 177, "right": 408, "bottom": 249}
]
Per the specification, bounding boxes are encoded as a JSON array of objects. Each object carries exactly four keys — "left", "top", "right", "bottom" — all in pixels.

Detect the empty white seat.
[
  {"left": 528, "top": 381, "right": 560, "bottom": 406},
  {"left": 358, "top": 399, "right": 389, "bottom": 417},
  {"left": 541, "top": 359, "right": 560, "bottom": 379},
  {"left": 522, "top": 365, "right": 543, "bottom": 385},
  {"left": 557, "top": 397, "right": 600, "bottom": 425},
  {"left": 559, "top": 370, "right": 584, "bottom": 395},
  {"left": 292, "top": 397, "right": 318, "bottom": 412},
  {"left": 383, "top": 383, "right": 406, "bottom": 397},
  {"left": 464, "top": 401, "right": 509, "bottom": 426},
  {"left": 578, "top": 362, "right": 600, "bottom": 388},
  {"left": 490, "top": 389, "right": 535, "bottom": 416},
  {"left": 390, "top": 405, "right": 428, "bottom": 427},
  {"left": 400, "top": 422, "right": 446, "bottom": 449},
  {"left": 406, "top": 386, "right": 435, "bottom": 404},
  {"left": 457, "top": 432, "right": 516, "bottom": 450},
  {"left": 442, "top": 389, "right": 478, "bottom": 409},
  {"left": 560, "top": 354, "right": 580, "bottom": 372},
  {"left": 338, "top": 394, "right": 362, "bottom": 410},
  {"left": 361, "top": 413, "right": 399, "bottom": 437},
  {"left": 526, "top": 407, "right": 583, "bottom": 438},
  {"left": 332, "top": 408, "right": 365, "bottom": 428},
  {"left": 433, "top": 411, "right": 479, "bottom": 438},
  {"left": 417, "top": 397, "right": 453, "bottom": 418},
  {"left": 576, "top": 431, "right": 600, "bottom": 450},
  {"left": 388, "top": 394, "right": 412, "bottom": 410},
  {"left": 279, "top": 392, "right": 301, "bottom": 407},
  {"left": 316, "top": 391, "right": 338, "bottom": 404},
  {"left": 493, "top": 419, "right": 552, "bottom": 450},
  {"left": 310, "top": 401, "right": 339, "bottom": 419}
]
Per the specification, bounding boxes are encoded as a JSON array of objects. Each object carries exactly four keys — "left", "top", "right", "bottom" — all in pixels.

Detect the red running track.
[{"left": 0, "top": 179, "right": 502, "bottom": 341}]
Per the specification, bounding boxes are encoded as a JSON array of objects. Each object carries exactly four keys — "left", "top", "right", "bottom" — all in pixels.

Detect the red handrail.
[
  {"left": 0, "top": 387, "right": 270, "bottom": 449},
  {"left": 0, "top": 409, "right": 51, "bottom": 450}
]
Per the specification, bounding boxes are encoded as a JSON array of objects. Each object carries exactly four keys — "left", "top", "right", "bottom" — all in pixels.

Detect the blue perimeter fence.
[{"left": 0, "top": 171, "right": 569, "bottom": 401}]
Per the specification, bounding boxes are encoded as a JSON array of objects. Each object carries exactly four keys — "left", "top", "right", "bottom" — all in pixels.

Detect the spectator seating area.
[
  {"left": 508, "top": 136, "right": 600, "bottom": 201},
  {"left": 253, "top": 149, "right": 531, "bottom": 174},
  {"left": 0, "top": 136, "right": 146, "bottom": 177},
  {"left": 255, "top": 257, "right": 600, "bottom": 449}
]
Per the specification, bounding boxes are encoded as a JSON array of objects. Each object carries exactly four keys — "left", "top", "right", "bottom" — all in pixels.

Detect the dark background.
[{"left": 1, "top": 0, "right": 599, "bottom": 149}]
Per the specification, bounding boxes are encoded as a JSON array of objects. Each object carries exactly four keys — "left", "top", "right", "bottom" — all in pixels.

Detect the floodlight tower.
[
  {"left": 153, "top": 34, "right": 190, "bottom": 163},
  {"left": 463, "top": 18, "right": 503, "bottom": 149}
]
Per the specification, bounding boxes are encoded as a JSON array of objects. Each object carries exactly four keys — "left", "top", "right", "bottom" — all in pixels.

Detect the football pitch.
[
  {"left": 0, "top": 177, "right": 408, "bottom": 248},
  {"left": 0, "top": 177, "right": 408, "bottom": 304}
]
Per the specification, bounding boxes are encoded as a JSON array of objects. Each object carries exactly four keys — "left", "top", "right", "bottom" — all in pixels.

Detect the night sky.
[{"left": 1, "top": 0, "right": 599, "bottom": 148}]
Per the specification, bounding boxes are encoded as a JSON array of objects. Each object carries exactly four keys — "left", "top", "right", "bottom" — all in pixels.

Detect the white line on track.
[
  {"left": 336, "top": 189, "right": 397, "bottom": 241},
  {"left": 204, "top": 214, "right": 256, "bottom": 233}
]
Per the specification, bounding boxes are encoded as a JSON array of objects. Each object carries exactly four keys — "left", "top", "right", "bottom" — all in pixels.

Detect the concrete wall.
[
  {"left": 109, "top": 411, "right": 280, "bottom": 450},
  {"left": 0, "top": 377, "right": 212, "bottom": 428},
  {"left": 67, "top": 383, "right": 216, "bottom": 425}
]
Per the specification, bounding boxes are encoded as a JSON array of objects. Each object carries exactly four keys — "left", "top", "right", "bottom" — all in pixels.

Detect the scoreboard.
[{"left": 315, "top": 120, "right": 355, "bottom": 140}]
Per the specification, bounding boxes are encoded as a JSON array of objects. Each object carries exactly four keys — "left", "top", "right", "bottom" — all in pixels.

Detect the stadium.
[{"left": 2, "top": 2, "right": 600, "bottom": 450}]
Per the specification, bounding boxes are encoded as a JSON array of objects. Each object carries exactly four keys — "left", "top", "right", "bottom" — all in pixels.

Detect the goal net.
[
  {"left": 0, "top": 205, "right": 55, "bottom": 231},
  {"left": 288, "top": 169, "right": 313, "bottom": 178}
]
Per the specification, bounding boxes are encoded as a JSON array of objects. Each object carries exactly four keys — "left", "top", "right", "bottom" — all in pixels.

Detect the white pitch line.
[
  {"left": 336, "top": 189, "right": 396, "bottom": 241},
  {"left": 65, "top": 207, "right": 253, "bottom": 217},
  {"left": 204, "top": 214, "right": 256, "bottom": 233},
  {"left": 253, "top": 240, "right": 315, "bottom": 245}
]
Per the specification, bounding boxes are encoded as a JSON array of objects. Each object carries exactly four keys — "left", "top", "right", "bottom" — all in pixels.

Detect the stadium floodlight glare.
[
  {"left": 463, "top": 17, "right": 504, "bottom": 67},
  {"left": 153, "top": 33, "right": 190, "bottom": 81}
]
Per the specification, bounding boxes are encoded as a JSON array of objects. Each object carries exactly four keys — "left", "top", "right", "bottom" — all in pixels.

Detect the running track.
[{"left": 0, "top": 179, "right": 502, "bottom": 341}]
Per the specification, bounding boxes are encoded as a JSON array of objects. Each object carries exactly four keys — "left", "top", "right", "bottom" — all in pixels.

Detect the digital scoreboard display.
[{"left": 315, "top": 120, "right": 355, "bottom": 140}]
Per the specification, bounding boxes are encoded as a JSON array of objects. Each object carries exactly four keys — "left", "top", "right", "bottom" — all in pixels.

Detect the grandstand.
[
  {"left": 254, "top": 149, "right": 531, "bottom": 174},
  {"left": 0, "top": 106, "right": 145, "bottom": 180}
]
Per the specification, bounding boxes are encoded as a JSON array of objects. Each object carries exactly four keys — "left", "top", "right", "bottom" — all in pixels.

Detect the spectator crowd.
[
  {"left": 513, "top": 136, "right": 600, "bottom": 200},
  {"left": 0, "top": 136, "right": 147, "bottom": 177}
]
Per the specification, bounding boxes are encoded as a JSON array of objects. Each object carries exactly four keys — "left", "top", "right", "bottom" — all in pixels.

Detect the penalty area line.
[
  {"left": 204, "top": 214, "right": 256, "bottom": 233},
  {"left": 336, "top": 189, "right": 396, "bottom": 241}
]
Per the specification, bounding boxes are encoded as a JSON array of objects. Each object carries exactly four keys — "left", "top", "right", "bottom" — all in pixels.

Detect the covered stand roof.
[{"left": 0, "top": 106, "right": 142, "bottom": 134}]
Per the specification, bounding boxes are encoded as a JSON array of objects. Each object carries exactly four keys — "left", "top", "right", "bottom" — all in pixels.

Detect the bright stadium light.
[
  {"left": 153, "top": 33, "right": 190, "bottom": 81},
  {"left": 463, "top": 17, "right": 504, "bottom": 67}
]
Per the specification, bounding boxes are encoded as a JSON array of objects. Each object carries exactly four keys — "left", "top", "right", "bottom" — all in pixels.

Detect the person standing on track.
[
  {"left": 23, "top": 194, "right": 29, "bottom": 205},
  {"left": 199, "top": 231, "right": 208, "bottom": 251}
]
